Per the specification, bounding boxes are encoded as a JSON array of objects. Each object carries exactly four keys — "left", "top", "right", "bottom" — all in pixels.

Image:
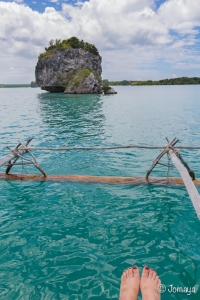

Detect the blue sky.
[
  {"left": 0, "top": 0, "right": 200, "bottom": 83},
  {"left": 2, "top": 0, "right": 166, "bottom": 13},
  {"left": 2, "top": 0, "right": 86, "bottom": 12}
]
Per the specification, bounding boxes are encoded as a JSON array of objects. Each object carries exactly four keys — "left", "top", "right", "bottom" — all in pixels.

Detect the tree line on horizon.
[
  {"left": 0, "top": 81, "right": 38, "bottom": 88},
  {"left": 103, "top": 77, "right": 200, "bottom": 86}
]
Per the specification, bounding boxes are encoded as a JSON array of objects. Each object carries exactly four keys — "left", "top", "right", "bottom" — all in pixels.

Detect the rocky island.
[
  {"left": 102, "top": 86, "right": 117, "bottom": 94},
  {"left": 35, "top": 37, "right": 102, "bottom": 93}
]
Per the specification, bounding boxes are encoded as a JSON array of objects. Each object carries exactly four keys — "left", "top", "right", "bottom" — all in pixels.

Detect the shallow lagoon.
[{"left": 0, "top": 86, "right": 200, "bottom": 299}]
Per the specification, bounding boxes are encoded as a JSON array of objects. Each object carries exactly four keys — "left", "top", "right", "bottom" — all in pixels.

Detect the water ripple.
[{"left": 1, "top": 87, "right": 200, "bottom": 299}]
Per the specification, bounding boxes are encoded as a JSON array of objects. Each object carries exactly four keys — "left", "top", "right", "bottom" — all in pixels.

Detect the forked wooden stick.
[{"left": 146, "top": 138, "right": 179, "bottom": 180}]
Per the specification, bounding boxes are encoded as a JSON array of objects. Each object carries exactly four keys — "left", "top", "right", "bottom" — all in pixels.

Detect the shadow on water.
[{"left": 37, "top": 93, "right": 106, "bottom": 146}]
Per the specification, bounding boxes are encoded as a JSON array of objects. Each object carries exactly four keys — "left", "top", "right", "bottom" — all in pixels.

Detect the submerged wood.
[
  {"left": 169, "top": 150, "right": 200, "bottom": 220},
  {"left": 1, "top": 172, "right": 200, "bottom": 186}
]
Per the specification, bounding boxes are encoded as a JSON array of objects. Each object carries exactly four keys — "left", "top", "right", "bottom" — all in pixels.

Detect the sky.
[{"left": 0, "top": 0, "right": 200, "bottom": 83}]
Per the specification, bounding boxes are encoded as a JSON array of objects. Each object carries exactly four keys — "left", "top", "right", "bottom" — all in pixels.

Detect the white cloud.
[
  {"left": 0, "top": 0, "right": 200, "bottom": 83},
  {"left": 158, "top": 0, "right": 200, "bottom": 32}
]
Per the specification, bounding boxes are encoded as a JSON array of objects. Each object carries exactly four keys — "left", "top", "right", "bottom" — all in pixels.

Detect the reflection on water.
[
  {"left": 36, "top": 93, "right": 111, "bottom": 177},
  {"left": 37, "top": 93, "right": 105, "bottom": 146}
]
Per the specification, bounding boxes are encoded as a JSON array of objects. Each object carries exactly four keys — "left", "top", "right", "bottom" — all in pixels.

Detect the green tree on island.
[{"left": 39, "top": 37, "right": 100, "bottom": 60}]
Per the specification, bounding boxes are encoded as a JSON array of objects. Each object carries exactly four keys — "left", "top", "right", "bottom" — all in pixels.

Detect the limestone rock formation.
[
  {"left": 63, "top": 69, "right": 101, "bottom": 94},
  {"left": 35, "top": 43, "right": 102, "bottom": 93}
]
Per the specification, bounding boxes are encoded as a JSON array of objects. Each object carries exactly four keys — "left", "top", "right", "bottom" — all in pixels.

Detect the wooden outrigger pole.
[
  {"left": 1, "top": 172, "right": 200, "bottom": 186},
  {"left": 0, "top": 137, "right": 200, "bottom": 219},
  {"left": 145, "top": 137, "right": 200, "bottom": 220},
  {"left": 169, "top": 149, "right": 200, "bottom": 219}
]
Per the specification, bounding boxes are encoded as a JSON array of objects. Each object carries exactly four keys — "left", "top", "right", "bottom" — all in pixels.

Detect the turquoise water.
[{"left": 0, "top": 86, "right": 200, "bottom": 299}]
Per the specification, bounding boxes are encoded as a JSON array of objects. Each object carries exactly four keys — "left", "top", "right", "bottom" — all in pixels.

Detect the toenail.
[
  {"left": 145, "top": 266, "right": 149, "bottom": 270},
  {"left": 133, "top": 266, "right": 137, "bottom": 269}
]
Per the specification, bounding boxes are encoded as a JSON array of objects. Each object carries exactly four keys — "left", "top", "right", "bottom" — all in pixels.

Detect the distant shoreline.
[
  {"left": 105, "top": 77, "right": 200, "bottom": 86},
  {"left": 0, "top": 84, "right": 38, "bottom": 88},
  {"left": 1, "top": 77, "right": 200, "bottom": 88}
]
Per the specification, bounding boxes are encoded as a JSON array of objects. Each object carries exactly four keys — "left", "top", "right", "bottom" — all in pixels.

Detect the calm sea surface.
[{"left": 0, "top": 86, "right": 200, "bottom": 299}]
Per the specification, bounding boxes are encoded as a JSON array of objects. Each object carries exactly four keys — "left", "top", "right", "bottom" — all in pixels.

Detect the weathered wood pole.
[
  {"left": 0, "top": 153, "right": 16, "bottom": 168},
  {"left": 0, "top": 138, "right": 33, "bottom": 169},
  {"left": 169, "top": 149, "right": 200, "bottom": 220}
]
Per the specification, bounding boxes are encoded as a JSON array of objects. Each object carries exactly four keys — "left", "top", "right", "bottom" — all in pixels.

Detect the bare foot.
[
  {"left": 119, "top": 266, "right": 140, "bottom": 300},
  {"left": 140, "top": 266, "right": 161, "bottom": 300}
]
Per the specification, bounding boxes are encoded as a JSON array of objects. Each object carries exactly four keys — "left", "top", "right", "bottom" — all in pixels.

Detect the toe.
[
  {"left": 122, "top": 270, "right": 127, "bottom": 281},
  {"left": 149, "top": 269, "right": 154, "bottom": 278},
  {"left": 141, "top": 266, "right": 150, "bottom": 278},
  {"left": 127, "top": 267, "right": 133, "bottom": 278},
  {"left": 155, "top": 275, "right": 159, "bottom": 283},
  {"left": 152, "top": 271, "right": 157, "bottom": 280},
  {"left": 125, "top": 268, "right": 130, "bottom": 279},
  {"left": 133, "top": 266, "right": 140, "bottom": 278}
]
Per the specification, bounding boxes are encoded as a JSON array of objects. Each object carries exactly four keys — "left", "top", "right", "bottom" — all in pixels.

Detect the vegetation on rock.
[
  {"left": 65, "top": 68, "right": 101, "bottom": 92},
  {"left": 39, "top": 37, "right": 100, "bottom": 60},
  {"left": 102, "top": 86, "right": 112, "bottom": 93}
]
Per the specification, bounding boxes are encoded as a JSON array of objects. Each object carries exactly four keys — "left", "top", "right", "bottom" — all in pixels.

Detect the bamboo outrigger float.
[
  {"left": 1, "top": 173, "right": 200, "bottom": 187},
  {"left": 1, "top": 137, "right": 200, "bottom": 219}
]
